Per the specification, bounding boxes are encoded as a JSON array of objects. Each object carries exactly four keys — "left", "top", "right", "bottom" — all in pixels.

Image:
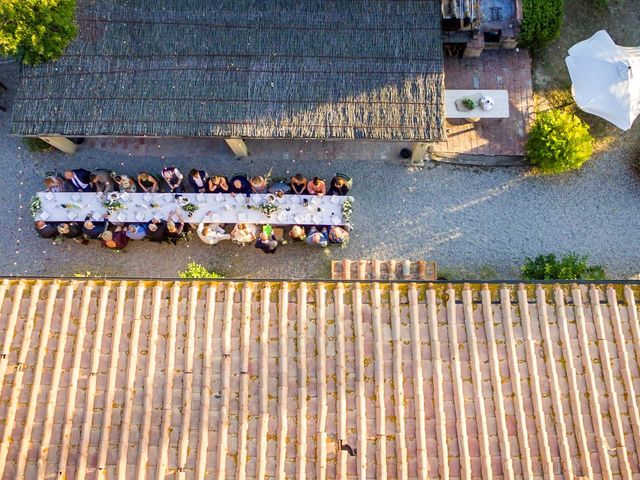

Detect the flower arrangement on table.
[
  {"left": 181, "top": 203, "right": 199, "bottom": 214},
  {"left": 258, "top": 198, "right": 279, "bottom": 218},
  {"left": 103, "top": 198, "right": 125, "bottom": 213},
  {"left": 29, "top": 196, "right": 42, "bottom": 218},
  {"left": 341, "top": 198, "right": 353, "bottom": 223}
]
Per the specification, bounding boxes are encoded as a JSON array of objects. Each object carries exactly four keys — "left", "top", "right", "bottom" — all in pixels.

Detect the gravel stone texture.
[{"left": 1, "top": 61, "right": 639, "bottom": 280}]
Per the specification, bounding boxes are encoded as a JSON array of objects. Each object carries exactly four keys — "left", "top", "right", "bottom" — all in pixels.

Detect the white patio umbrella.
[{"left": 565, "top": 30, "right": 640, "bottom": 130}]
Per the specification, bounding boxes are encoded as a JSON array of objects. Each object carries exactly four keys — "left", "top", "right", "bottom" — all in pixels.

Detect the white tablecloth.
[{"left": 35, "top": 192, "right": 352, "bottom": 226}]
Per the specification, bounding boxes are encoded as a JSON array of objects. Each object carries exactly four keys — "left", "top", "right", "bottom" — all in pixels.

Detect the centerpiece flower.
[
  {"left": 258, "top": 196, "right": 279, "bottom": 218},
  {"left": 341, "top": 198, "right": 353, "bottom": 223},
  {"left": 103, "top": 198, "right": 125, "bottom": 213},
  {"left": 29, "top": 196, "right": 42, "bottom": 218}
]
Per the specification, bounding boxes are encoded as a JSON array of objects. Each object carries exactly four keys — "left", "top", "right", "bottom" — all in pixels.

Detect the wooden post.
[
  {"left": 224, "top": 137, "right": 250, "bottom": 157},
  {"left": 38, "top": 136, "right": 78, "bottom": 154},
  {"left": 410, "top": 142, "right": 430, "bottom": 165}
]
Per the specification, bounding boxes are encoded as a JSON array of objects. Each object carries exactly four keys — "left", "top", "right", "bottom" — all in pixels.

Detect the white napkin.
[
  {"left": 235, "top": 195, "right": 246, "bottom": 204},
  {"left": 294, "top": 215, "right": 305, "bottom": 223},
  {"left": 143, "top": 193, "right": 152, "bottom": 202},
  {"left": 117, "top": 212, "right": 127, "bottom": 222},
  {"left": 44, "top": 192, "right": 55, "bottom": 201},
  {"left": 331, "top": 195, "right": 341, "bottom": 204},
  {"left": 196, "top": 193, "right": 206, "bottom": 202},
  {"left": 237, "top": 213, "right": 247, "bottom": 222},
  {"left": 136, "top": 212, "right": 146, "bottom": 221},
  {"left": 92, "top": 212, "right": 103, "bottom": 221},
  {"left": 71, "top": 193, "right": 81, "bottom": 202},
  {"left": 67, "top": 211, "right": 77, "bottom": 220},
  {"left": 312, "top": 214, "right": 322, "bottom": 224},
  {"left": 39, "top": 211, "right": 50, "bottom": 221}
]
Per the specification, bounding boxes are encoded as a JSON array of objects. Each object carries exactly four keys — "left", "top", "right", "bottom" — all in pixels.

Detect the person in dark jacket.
[
  {"left": 57, "top": 222, "right": 84, "bottom": 241},
  {"left": 101, "top": 228, "right": 129, "bottom": 250},
  {"left": 188, "top": 169, "right": 208, "bottom": 193},
  {"left": 89, "top": 170, "right": 115, "bottom": 193},
  {"left": 145, "top": 218, "right": 168, "bottom": 242},
  {"left": 34, "top": 220, "right": 59, "bottom": 239},
  {"left": 328, "top": 176, "right": 350, "bottom": 195},
  {"left": 64, "top": 169, "right": 95, "bottom": 192},
  {"left": 254, "top": 232, "right": 278, "bottom": 254},
  {"left": 162, "top": 166, "right": 184, "bottom": 193},
  {"left": 229, "top": 175, "right": 252, "bottom": 196},
  {"left": 82, "top": 216, "right": 108, "bottom": 240}
]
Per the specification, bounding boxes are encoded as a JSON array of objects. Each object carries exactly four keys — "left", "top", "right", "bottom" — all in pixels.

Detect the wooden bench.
[{"left": 445, "top": 89, "right": 509, "bottom": 119}]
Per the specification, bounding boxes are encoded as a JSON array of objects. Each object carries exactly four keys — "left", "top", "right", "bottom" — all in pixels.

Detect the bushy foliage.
[
  {"left": 22, "top": 137, "right": 53, "bottom": 152},
  {"left": 519, "top": 0, "right": 564, "bottom": 50},
  {"left": 0, "top": 0, "right": 77, "bottom": 65},
  {"left": 527, "top": 110, "right": 593, "bottom": 173},
  {"left": 178, "top": 262, "right": 222, "bottom": 279},
  {"left": 522, "top": 253, "right": 605, "bottom": 280}
]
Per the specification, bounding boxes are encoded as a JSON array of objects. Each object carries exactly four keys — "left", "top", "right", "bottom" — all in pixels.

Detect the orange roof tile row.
[{"left": 0, "top": 279, "right": 638, "bottom": 479}]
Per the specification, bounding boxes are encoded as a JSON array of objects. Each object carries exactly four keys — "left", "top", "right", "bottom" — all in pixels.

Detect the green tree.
[
  {"left": 527, "top": 109, "right": 593, "bottom": 174},
  {"left": 519, "top": 0, "right": 564, "bottom": 50},
  {"left": 522, "top": 253, "right": 605, "bottom": 280},
  {"left": 0, "top": 0, "right": 77, "bottom": 65}
]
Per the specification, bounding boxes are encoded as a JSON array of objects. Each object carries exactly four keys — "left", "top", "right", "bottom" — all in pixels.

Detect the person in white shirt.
[
  {"left": 231, "top": 223, "right": 257, "bottom": 246},
  {"left": 197, "top": 212, "right": 231, "bottom": 245}
]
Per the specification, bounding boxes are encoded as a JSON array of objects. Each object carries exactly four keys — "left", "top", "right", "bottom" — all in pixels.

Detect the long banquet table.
[{"left": 35, "top": 191, "right": 353, "bottom": 226}]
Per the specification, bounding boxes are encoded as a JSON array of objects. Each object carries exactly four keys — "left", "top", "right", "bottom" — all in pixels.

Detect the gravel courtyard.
[{"left": 1, "top": 66, "right": 640, "bottom": 280}]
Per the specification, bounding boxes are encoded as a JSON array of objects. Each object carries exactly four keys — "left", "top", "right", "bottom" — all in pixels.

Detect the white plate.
[
  {"left": 39, "top": 211, "right": 50, "bottom": 221},
  {"left": 312, "top": 214, "right": 322, "bottom": 224},
  {"left": 294, "top": 215, "right": 305, "bottom": 224},
  {"left": 108, "top": 192, "right": 120, "bottom": 201},
  {"left": 92, "top": 212, "right": 103, "bottom": 221},
  {"left": 164, "top": 193, "right": 173, "bottom": 202},
  {"left": 143, "top": 193, "right": 152, "bottom": 202},
  {"left": 44, "top": 192, "right": 55, "bottom": 201},
  {"left": 71, "top": 193, "right": 81, "bottom": 202},
  {"left": 171, "top": 213, "right": 180, "bottom": 222},
  {"left": 67, "top": 211, "right": 77, "bottom": 220},
  {"left": 136, "top": 212, "right": 146, "bottom": 221},
  {"left": 277, "top": 212, "right": 288, "bottom": 222},
  {"left": 117, "top": 212, "right": 127, "bottom": 222},
  {"left": 251, "top": 194, "right": 262, "bottom": 204},
  {"left": 310, "top": 196, "right": 320, "bottom": 205}
]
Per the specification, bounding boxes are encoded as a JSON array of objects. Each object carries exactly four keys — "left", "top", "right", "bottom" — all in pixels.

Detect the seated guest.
[
  {"left": 137, "top": 172, "right": 160, "bottom": 193},
  {"left": 290, "top": 173, "right": 307, "bottom": 195},
  {"left": 268, "top": 178, "right": 292, "bottom": 195},
  {"left": 126, "top": 223, "right": 146, "bottom": 241},
  {"left": 64, "top": 169, "right": 94, "bottom": 192},
  {"left": 306, "top": 226, "right": 329, "bottom": 248},
  {"left": 57, "top": 222, "right": 83, "bottom": 240},
  {"left": 250, "top": 175, "right": 267, "bottom": 194},
  {"left": 34, "top": 220, "right": 59, "bottom": 238},
  {"left": 166, "top": 210, "right": 186, "bottom": 244},
  {"left": 254, "top": 232, "right": 278, "bottom": 254},
  {"left": 328, "top": 226, "right": 349, "bottom": 244},
  {"left": 145, "top": 218, "right": 168, "bottom": 242},
  {"left": 89, "top": 170, "right": 115, "bottom": 193},
  {"left": 229, "top": 175, "right": 252, "bottom": 197},
  {"left": 207, "top": 175, "right": 229, "bottom": 193},
  {"left": 43, "top": 175, "right": 67, "bottom": 192},
  {"left": 112, "top": 174, "right": 137, "bottom": 193},
  {"left": 188, "top": 169, "right": 208, "bottom": 193},
  {"left": 306, "top": 177, "right": 326, "bottom": 195},
  {"left": 230, "top": 223, "right": 257, "bottom": 245},
  {"left": 328, "top": 175, "right": 350, "bottom": 195},
  {"left": 162, "top": 166, "right": 184, "bottom": 193},
  {"left": 288, "top": 225, "right": 307, "bottom": 242},
  {"left": 197, "top": 212, "right": 231, "bottom": 245},
  {"left": 82, "top": 215, "right": 108, "bottom": 240},
  {"left": 101, "top": 227, "right": 129, "bottom": 250}
]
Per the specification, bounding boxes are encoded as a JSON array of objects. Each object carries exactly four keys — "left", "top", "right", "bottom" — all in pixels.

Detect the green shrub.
[
  {"left": 527, "top": 110, "right": 593, "bottom": 174},
  {"left": 22, "top": 137, "right": 53, "bottom": 152},
  {"left": 522, "top": 253, "right": 605, "bottom": 280},
  {"left": 519, "top": 0, "right": 564, "bottom": 50},
  {"left": 0, "top": 0, "right": 77, "bottom": 65},
  {"left": 178, "top": 262, "right": 222, "bottom": 279}
]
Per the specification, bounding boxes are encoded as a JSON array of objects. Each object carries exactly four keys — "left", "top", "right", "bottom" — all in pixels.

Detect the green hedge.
[
  {"left": 522, "top": 253, "right": 605, "bottom": 280},
  {"left": 519, "top": 0, "right": 564, "bottom": 50},
  {"left": 178, "top": 262, "right": 222, "bottom": 279},
  {"left": 527, "top": 109, "right": 593, "bottom": 174},
  {"left": 0, "top": 0, "right": 77, "bottom": 65}
]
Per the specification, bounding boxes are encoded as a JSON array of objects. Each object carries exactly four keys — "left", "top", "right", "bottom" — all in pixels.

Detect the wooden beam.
[
  {"left": 224, "top": 137, "right": 250, "bottom": 157},
  {"left": 410, "top": 142, "right": 430, "bottom": 165},
  {"left": 38, "top": 136, "right": 78, "bottom": 154}
]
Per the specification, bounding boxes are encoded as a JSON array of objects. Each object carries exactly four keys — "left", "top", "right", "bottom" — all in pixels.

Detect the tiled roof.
[
  {"left": 12, "top": 0, "right": 445, "bottom": 141},
  {"left": 0, "top": 279, "right": 639, "bottom": 478}
]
